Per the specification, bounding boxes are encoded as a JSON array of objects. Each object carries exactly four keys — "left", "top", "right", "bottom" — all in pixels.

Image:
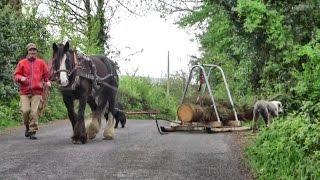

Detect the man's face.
[{"left": 28, "top": 48, "right": 37, "bottom": 59}]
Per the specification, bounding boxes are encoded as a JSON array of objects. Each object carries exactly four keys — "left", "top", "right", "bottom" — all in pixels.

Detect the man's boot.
[{"left": 25, "top": 125, "right": 30, "bottom": 137}]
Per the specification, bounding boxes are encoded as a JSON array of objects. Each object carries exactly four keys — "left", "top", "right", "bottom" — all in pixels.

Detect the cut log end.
[
  {"left": 177, "top": 103, "right": 193, "bottom": 122},
  {"left": 177, "top": 103, "right": 204, "bottom": 122}
]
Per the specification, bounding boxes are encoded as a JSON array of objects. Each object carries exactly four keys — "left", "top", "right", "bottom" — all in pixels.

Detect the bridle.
[{"left": 50, "top": 51, "right": 78, "bottom": 83}]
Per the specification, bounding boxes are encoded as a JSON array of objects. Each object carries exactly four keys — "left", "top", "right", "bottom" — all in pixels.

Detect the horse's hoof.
[
  {"left": 103, "top": 129, "right": 114, "bottom": 140},
  {"left": 80, "top": 137, "right": 87, "bottom": 144},
  {"left": 72, "top": 139, "right": 81, "bottom": 144},
  {"left": 103, "top": 136, "right": 114, "bottom": 140},
  {"left": 86, "top": 123, "right": 99, "bottom": 139},
  {"left": 87, "top": 134, "right": 96, "bottom": 139}
]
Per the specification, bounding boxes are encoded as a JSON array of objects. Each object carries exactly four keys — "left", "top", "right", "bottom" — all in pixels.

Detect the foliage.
[
  {"left": 84, "top": 17, "right": 105, "bottom": 54},
  {"left": 0, "top": 97, "right": 20, "bottom": 130},
  {"left": 46, "top": 0, "right": 109, "bottom": 55},
  {"left": 0, "top": 4, "right": 50, "bottom": 100},
  {"left": 245, "top": 115, "right": 320, "bottom": 179},
  {"left": 178, "top": 2, "right": 257, "bottom": 102},
  {"left": 118, "top": 76, "right": 178, "bottom": 119}
]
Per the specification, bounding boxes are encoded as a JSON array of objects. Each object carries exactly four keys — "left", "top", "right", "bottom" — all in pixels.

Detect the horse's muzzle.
[{"left": 60, "top": 79, "right": 69, "bottom": 87}]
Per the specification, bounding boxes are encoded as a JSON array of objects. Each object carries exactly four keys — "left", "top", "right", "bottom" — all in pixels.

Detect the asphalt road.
[{"left": 0, "top": 119, "right": 252, "bottom": 180}]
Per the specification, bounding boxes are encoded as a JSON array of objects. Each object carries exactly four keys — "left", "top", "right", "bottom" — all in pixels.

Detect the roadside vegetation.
[
  {"left": 0, "top": 1, "right": 319, "bottom": 179},
  {"left": 245, "top": 115, "right": 320, "bottom": 179}
]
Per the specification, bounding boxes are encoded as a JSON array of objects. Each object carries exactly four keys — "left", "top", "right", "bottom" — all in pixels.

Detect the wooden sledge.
[
  {"left": 160, "top": 121, "right": 250, "bottom": 133},
  {"left": 156, "top": 64, "right": 251, "bottom": 134}
]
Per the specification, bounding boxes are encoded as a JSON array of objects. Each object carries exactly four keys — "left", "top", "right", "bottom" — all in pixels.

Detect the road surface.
[{"left": 0, "top": 119, "right": 252, "bottom": 179}]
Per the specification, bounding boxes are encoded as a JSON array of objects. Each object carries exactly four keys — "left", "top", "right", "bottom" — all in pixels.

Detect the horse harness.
[{"left": 52, "top": 51, "right": 117, "bottom": 91}]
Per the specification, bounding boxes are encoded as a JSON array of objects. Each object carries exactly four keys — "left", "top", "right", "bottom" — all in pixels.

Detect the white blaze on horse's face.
[{"left": 59, "top": 54, "right": 69, "bottom": 87}]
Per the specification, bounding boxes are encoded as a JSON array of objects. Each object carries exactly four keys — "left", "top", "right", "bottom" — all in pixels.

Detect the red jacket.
[{"left": 13, "top": 58, "right": 50, "bottom": 95}]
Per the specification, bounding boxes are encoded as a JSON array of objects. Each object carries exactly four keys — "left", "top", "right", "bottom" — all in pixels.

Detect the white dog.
[{"left": 252, "top": 100, "right": 283, "bottom": 132}]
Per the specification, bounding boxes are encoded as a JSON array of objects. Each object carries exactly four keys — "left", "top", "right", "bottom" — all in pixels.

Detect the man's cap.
[{"left": 26, "top": 43, "right": 37, "bottom": 51}]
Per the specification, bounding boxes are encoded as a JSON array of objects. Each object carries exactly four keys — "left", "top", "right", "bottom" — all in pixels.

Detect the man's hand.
[
  {"left": 46, "top": 81, "right": 51, "bottom": 87},
  {"left": 20, "top": 76, "right": 27, "bottom": 82}
]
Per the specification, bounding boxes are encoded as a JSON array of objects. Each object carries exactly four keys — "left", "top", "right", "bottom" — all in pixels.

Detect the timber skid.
[{"left": 157, "top": 64, "right": 250, "bottom": 134}]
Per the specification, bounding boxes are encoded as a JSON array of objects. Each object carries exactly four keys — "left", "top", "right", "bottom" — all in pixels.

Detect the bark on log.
[{"left": 177, "top": 103, "right": 254, "bottom": 123}]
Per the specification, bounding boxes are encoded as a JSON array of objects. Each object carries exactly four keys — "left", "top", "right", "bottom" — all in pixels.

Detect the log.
[
  {"left": 177, "top": 102, "right": 254, "bottom": 123},
  {"left": 177, "top": 103, "right": 205, "bottom": 122}
]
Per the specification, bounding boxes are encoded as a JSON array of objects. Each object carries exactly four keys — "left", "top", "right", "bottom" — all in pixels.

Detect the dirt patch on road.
[{"left": 230, "top": 131, "right": 255, "bottom": 180}]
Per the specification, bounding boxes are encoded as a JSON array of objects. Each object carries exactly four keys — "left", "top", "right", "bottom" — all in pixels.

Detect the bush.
[
  {"left": 245, "top": 115, "right": 320, "bottom": 179},
  {"left": 118, "top": 76, "right": 178, "bottom": 119},
  {"left": 0, "top": 97, "right": 20, "bottom": 130}
]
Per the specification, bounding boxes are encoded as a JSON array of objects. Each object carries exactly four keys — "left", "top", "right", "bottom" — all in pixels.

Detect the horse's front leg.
[
  {"left": 62, "top": 96, "right": 76, "bottom": 131},
  {"left": 73, "top": 95, "right": 88, "bottom": 144},
  {"left": 86, "top": 96, "right": 100, "bottom": 140}
]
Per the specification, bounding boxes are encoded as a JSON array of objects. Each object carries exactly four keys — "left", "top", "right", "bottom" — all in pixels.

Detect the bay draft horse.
[{"left": 51, "top": 41, "right": 118, "bottom": 144}]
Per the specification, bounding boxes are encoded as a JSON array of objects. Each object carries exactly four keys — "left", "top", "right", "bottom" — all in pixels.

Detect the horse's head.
[{"left": 52, "top": 41, "right": 75, "bottom": 87}]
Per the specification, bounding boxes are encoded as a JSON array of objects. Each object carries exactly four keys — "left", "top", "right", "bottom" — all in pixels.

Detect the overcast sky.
[
  {"left": 36, "top": 1, "right": 201, "bottom": 78},
  {"left": 109, "top": 13, "right": 200, "bottom": 78}
]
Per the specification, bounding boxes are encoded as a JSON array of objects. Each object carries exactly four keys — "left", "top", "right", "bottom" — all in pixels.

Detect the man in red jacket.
[{"left": 13, "top": 43, "right": 51, "bottom": 140}]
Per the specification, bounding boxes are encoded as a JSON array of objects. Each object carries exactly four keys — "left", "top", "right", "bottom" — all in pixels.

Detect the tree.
[
  {"left": 0, "top": 0, "right": 21, "bottom": 10},
  {"left": 45, "top": 0, "right": 150, "bottom": 55},
  {"left": 0, "top": 3, "right": 49, "bottom": 99}
]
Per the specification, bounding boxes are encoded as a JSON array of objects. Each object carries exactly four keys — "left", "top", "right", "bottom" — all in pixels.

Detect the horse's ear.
[
  {"left": 64, "top": 41, "right": 70, "bottom": 52},
  {"left": 53, "top": 43, "right": 58, "bottom": 52}
]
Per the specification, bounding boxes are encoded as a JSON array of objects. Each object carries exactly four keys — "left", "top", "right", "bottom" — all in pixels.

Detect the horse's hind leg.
[
  {"left": 103, "top": 111, "right": 115, "bottom": 140},
  {"left": 86, "top": 96, "right": 100, "bottom": 139},
  {"left": 103, "top": 96, "right": 116, "bottom": 140}
]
